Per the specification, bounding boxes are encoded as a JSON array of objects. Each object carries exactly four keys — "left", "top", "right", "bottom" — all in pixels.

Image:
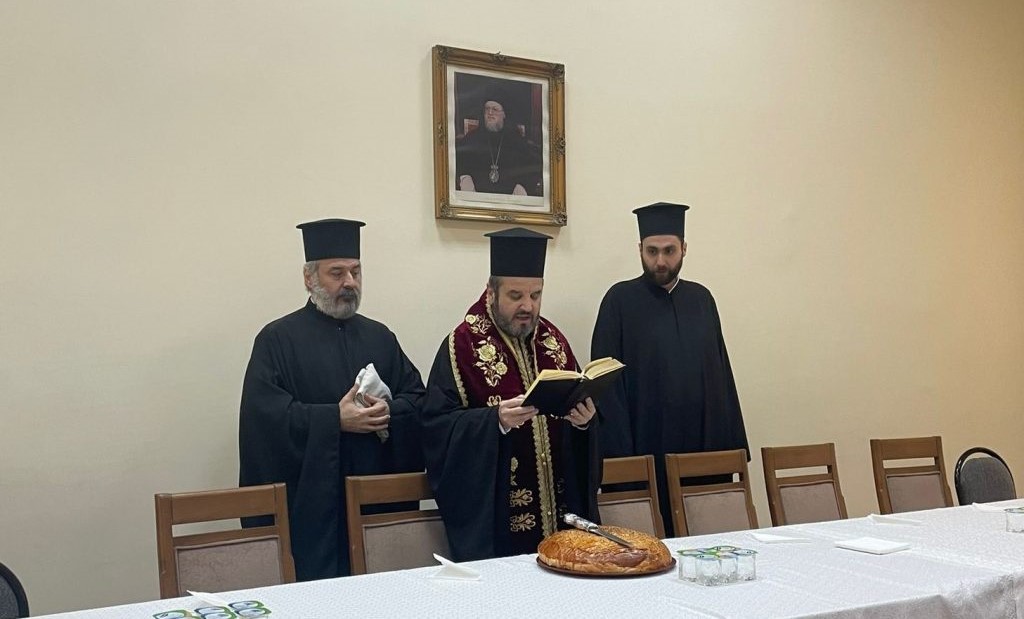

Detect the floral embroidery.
[
  {"left": 510, "top": 457, "right": 518, "bottom": 486},
  {"left": 467, "top": 314, "right": 492, "bottom": 336},
  {"left": 539, "top": 330, "right": 567, "bottom": 369},
  {"left": 510, "top": 513, "right": 536, "bottom": 532},
  {"left": 487, "top": 395, "right": 502, "bottom": 407},
  {"left": 474, "top": 338, "right": 509, "bottom": 387},
  {"left": 509, "top": 488, "right": 533, "bottom": 507}
]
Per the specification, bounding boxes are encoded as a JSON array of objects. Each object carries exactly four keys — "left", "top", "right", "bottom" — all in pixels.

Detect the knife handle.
[{"left": 563, "top": 512, "right": 598, "bottom": 533}]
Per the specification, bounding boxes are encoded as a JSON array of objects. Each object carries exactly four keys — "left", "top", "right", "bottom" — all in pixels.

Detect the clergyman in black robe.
[
  {"left": 591, "top": 203, "right": 748, "bottom": 537},
  {"left": 421, "top": 228, "right": 601, "bottom": 560},
  {"left": 239, "top": 218, "right": 425, "bottom": 580}
]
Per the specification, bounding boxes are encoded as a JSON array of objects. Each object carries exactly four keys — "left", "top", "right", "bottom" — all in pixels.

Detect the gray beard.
[
  {"left": 484, "top": 118, "right": 504, "bottom": 132},
  {"left": 309, "top": 281, "right": 360, "bottom": 320}
]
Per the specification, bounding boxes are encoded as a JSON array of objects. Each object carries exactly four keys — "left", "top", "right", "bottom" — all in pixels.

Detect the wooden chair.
[
  {"left": 155, "top": 484, "right": 295, "bottom": 599},
  {"left": 598, "top": 455, "right": 665, "bottom": 538},
  {"left": 762, "top": 443, "right": 848, "bottom": 526},
  {"left": 870, "top": 436, "right": 954, "bottom": 514},
  {"left": 345, "top": 472, "right": 449, "bottom": 575},
  {"left": 664, "top": 449, "right": 758, "bottom": 537}
]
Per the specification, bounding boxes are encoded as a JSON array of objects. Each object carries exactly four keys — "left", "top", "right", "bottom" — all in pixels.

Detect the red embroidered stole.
[{"left": 448, "top": 291, "right": 577, "bottom": 547}]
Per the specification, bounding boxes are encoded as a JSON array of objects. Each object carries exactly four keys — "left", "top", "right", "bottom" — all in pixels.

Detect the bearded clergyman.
[
  {"left": 590, "top": 202, "right": 748, "bottom": 537},
  {"left": 421, "top": 227, "right": 601, "bottom": 561},
  {"left": 239, "top": 218, "right": 425, "bottom": 580}
]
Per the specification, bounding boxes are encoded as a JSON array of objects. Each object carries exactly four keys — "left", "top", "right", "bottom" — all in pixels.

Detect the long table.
[{"left": 39, "top": 501, "right": 1024, "bottom": 618}]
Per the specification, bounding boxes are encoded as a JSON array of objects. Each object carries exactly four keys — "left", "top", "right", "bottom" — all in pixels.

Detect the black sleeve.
[{"left": 590, "top": 290, "right": 635, "bottom": 457}]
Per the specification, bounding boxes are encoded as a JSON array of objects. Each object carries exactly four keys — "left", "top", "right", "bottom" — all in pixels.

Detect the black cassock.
[
  {"left": 239, "top": 300, "right": 425, "bottom": 580},
  {"left": 591, "top": 277, "right": 748, "bottom": 536},
  {"left": 420, "top": 340, "right": 601, "bottom": 561}
]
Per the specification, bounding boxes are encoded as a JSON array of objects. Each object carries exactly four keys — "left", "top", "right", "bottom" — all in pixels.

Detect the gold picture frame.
[{"left": 432, "top": 45, "right": 566, "bottom": 227}]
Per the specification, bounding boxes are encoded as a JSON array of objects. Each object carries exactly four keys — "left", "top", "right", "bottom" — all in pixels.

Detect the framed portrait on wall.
[{"left": 432, "top": 45, "right": 566, "bottom": 226}]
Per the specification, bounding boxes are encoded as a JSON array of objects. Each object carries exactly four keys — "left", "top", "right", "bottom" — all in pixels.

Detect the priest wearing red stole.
[{"left": 422, "top": 228, "right": 601, "bottom": 560}]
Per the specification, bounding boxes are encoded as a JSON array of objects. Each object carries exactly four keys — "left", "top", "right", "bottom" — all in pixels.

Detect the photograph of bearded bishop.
[
  {"left": 453, "top": 74, "right": 543, "bottom": 197},
  {"left": 421, "top": 227, "right": 601, "bottom": 561}
]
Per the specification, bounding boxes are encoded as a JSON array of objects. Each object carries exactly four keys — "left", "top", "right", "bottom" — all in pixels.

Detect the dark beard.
[
  {"left": 489, "top": 298, "right": 536, "bottom": 340},
  {"left": 641, "top": 259, "right": 682, "bottom": 288}
]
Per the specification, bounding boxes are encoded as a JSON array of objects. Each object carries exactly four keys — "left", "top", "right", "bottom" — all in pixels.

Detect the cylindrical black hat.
[
  {"left": 632, "top": 202, "right": 690, "bottom": 239},
  {"left": 296, "top": 218, "right": 365, "bottom": 261},
  {"left": 485, "top": 227, "right": 551, "bottom": 277}
]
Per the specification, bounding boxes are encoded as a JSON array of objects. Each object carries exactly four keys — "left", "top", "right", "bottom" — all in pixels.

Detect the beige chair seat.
[
  {"left": 664, "top": 449, "right": 758, "bottom": 537},
  {"left": 345, "top": 472, "right": 451, "bottom": 575},
  {"left": 762, "top": 443, "right": 848, "bottom": 527},
  {"left": 598, "top": 455, "right": 665, "bottom": 538},
  {"left": 155, "top": 483, "right": 295, "bottom": 599},
  {"left": 870, "top": 436, "right": 953, "bottom": 514}
]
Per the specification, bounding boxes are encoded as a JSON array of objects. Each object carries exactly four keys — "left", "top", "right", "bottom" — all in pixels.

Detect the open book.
[{"left": 522, "top": 357, "right": 625, "bottom": 417}]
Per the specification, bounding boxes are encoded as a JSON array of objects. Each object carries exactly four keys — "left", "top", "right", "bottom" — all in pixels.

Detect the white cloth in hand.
[{"left": 354, "top": 363, "right": 392, "bottom": 442}]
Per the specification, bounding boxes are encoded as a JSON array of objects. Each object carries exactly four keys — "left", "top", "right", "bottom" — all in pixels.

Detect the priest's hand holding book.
[
  {"left": 497, "top": 395, "right": 537, "bottom": 432},
  {"left": 497, "top": 395, "right": 596, "bottom": 432},
  {"left": 521, "top": 357, "right": 625, "bottom": 420}
]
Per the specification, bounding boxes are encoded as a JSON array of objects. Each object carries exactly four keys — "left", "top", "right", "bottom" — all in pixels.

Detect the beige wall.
[{"left": 1, "top": 0, "right": 1022, "bottom": 614}]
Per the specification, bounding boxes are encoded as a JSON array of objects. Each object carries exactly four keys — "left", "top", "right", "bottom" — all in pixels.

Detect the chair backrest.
[
  {"left": 345, "top": 472, "right": 449, "bottom": 575},
  {"left": 664, "top": 449, "right": 758, "bottom": 537},
  {"left": 598, "top": 455, "right": 665, "bottom": 538},
  {"left": 955, "top": 447, "right": 1016, "bottom": 505},
  {"left": 870, "top": 436, "right": 954, "bottom": 514},
  {"left": 154, "top": 483, "right": 296, "bottom": 599},
  {"left": 762, "top": 443, "right": 848, "bottom": 526},
  {"left": 0, "top": 561, "right": 29, "bottom": 619}
]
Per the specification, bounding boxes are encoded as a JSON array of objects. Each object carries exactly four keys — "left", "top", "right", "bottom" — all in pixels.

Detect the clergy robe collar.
[{"left": 640, "top": 275, "right": 680, "bottom": 296}]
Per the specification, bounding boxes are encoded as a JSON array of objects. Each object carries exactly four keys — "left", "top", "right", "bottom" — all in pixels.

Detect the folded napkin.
[
  {"left": 355, "top": 363, "right": 393, "bottom": 442},
  {"left": 868, "top": 513, "right": 924, "bottom": 526},
  {"left": 748, "top": 531, "right": 812, "bottom": 544},
  {"left": 973, "top": 500, "right": 1024, "bottom": 512},
  {"left": 431, "top": 554, "right": 481, "bottom": 580},
  {"left": 834, "top": 537, "right": 910, "bottom": 555},
  {"left": 187, "top": 590, "right": 231, "bottom": 607}
]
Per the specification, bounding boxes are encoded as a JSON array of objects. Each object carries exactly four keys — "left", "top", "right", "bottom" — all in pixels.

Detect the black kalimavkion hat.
[
  {"left": 296, "top": 218, "right": 365, "bottom": 261},
  {"left": 485, "top": 227, "right": 551, "bottom": 277},
  {"left": 632, "top": 202, "right": 690, "bottom": 239}
]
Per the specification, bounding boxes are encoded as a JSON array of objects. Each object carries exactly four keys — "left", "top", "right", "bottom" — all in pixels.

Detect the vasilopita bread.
[{"left": 537, "top": 526, "right": 672, "bottom": 575}]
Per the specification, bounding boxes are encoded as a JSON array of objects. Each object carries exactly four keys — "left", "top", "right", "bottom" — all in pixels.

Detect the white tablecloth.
[{"left": 38, "top": 501, "right": 1024, "bottom": 618}]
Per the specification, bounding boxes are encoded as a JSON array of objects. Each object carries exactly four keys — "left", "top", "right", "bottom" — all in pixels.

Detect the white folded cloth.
[
  {"left": 834, "top": 537, "right": 910, "bottom": 555},
  {"left": 431, "top": 554, "right": 481, "bottom": 580},
  {"left": 868, "top": 513, "right": 924, "bottom": 526},
  {"left": 355, "top": 363, "right": 392, "bottom": 442},
  {"left": 187, "top": 590, "right": 231, "bottom": 607},
  {"left": 748, "top": 531, "right": 812, "bottom": 543}
]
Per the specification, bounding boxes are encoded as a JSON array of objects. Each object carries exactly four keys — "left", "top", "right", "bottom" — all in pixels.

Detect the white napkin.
[
  {"left": 431, "top": 553, "right": 481, "bottom": 580},
  {"left": 973, "top": 500, "right": 1024, "bottom": 512},
  {"left": 748, "top": 531, "right": 812, "bottom": 544},
  {"left": 187, "top": 590, "right": 231, "bottom": 607},
  {"left": 834, "top": 537, "right": 910, "bottom": 555},
  {"left": 355, "top": 363, "right": 393, "bottom": 442},
  {"left": 868, "top": 513, "right": 924, "bottom": 526}
]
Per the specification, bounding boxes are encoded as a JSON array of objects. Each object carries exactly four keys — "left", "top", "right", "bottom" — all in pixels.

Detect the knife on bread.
[{"left": 563, "top": 513, "right": 635, "bottom": 548}]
